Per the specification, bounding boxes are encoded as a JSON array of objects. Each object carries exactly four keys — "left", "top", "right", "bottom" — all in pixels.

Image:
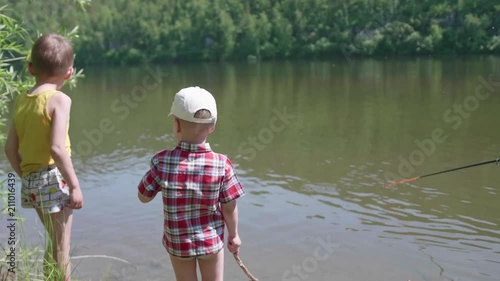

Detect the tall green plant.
[
  {"left": 0, "top": 6, "right": 32, "bottom": 144},
  {"left": 1, "top": 2, "right": 87, "bottom": 280}
]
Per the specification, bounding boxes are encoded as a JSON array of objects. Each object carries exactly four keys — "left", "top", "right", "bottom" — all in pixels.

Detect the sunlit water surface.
[{"left": 1, "top": 57, "right": 500, "bottom": 281}]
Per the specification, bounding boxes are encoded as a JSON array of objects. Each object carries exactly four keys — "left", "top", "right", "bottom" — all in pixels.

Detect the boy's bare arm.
[
  {"left": 222, "top": 200, "right": 241, "bottom": 254},
  {"left": 4, "top": 124, "right": 23, "bottom": 177},
  {"left": 138, "top": 192, "right": 154, "bottom": 203},
  {"left": 50, "top": 93, "right": 83, "bottom": 209}
]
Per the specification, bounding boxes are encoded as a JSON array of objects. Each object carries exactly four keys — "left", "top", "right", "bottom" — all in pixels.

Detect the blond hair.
[{"left": 31, "top": 33, "right": 74, "bottom": 77}]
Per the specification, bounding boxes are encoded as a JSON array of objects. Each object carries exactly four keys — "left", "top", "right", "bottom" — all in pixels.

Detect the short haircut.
[
  {"left": 177, "top": 109, "right": 215, "bottom": 131},
  {"left": 193, "top": 109, "right": 213, "bottom": 120},
  {"left": 30, "top": 33, "right": 74, "bottom": 77}
]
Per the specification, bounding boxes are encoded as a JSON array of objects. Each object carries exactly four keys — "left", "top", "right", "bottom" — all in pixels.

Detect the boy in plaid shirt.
[{"left": 137, "top": 86, "right": 245, "bottom": 281}]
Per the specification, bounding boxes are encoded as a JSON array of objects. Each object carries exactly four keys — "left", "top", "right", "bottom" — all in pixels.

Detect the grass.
[
  {"left": 0, "top": 178, "right": 138, "bottom": 281},
  {"left": 0, "top": 213, "right": 63, "bottom": 280},
  {"left": 0, "top": 178, "right": 70, "bottom": 281},
  {"left": 0, "top": 220, "right": 136, "bottom": 280}
]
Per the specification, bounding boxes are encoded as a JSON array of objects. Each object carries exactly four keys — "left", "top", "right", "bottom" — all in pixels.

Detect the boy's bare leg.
[
  {"left": 198, "top": 250, "right": 224, "bottom": 281},
  {"left": 169, "top": 255, "right": 198, "bottom": 281},
  {"left": 35, "top": 209, "right": 55, "bottom": 280},
  {"left": 52, "top": 208, "right": 73, "bottom": 281},
  {"left": 36, "top": 208, "right": 73, "bottom": 281}
]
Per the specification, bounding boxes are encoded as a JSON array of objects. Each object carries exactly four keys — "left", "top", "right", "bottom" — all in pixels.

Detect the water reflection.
[
  {"left": 73, "top": 57, "right": 500, "bottom": 279},
  {"left": 2, "top": 57, "right": 499, "bottom": 280}
]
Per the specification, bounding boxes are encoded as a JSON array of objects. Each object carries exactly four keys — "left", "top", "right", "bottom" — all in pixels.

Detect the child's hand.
[
  {"left": 68, "top": 187, "right": 83, "bottom": 209},
  {"left": 227, "top": 235, "right": 241, "bottom": 255}
]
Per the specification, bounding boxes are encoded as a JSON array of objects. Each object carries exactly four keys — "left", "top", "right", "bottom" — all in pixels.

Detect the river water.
[{"left": 1, "top": 57, "right": 500, "bottom": 281}]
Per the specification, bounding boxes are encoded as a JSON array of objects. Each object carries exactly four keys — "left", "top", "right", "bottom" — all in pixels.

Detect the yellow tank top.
[{"left": 13, "top": 89, "right": 71, "bottom": 177}]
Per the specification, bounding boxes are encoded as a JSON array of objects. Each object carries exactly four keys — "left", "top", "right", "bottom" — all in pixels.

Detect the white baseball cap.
[{"left": 169, "top": 86, "right": 217, "bottom": 124}]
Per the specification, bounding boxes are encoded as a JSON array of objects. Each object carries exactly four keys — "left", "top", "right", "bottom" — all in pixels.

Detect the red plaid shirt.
[{"left": 138, "top": 141, "right": 245, "bottom": 258}]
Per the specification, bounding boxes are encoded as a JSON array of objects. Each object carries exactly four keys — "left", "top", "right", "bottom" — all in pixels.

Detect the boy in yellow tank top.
[{"left": 4, "top": 33, "right": 83, "bottom": 281}]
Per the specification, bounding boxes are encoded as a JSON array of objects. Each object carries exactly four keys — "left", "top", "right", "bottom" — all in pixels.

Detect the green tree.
[{"left": 2, "top": 0, "right": 499, "bottom": 64}]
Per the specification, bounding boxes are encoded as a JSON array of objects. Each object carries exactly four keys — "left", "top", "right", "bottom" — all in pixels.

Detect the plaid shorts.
[{"left": 21, "top": 165, "right": 70, "bottom": 214}]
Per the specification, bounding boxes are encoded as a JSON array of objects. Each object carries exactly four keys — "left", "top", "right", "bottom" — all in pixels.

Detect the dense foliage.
[
  {"left": 3, "top": 0, "right": 500, "bottom": 65},
  {"left": 0, "top": 6, "right": 31, "bottom": 143}
]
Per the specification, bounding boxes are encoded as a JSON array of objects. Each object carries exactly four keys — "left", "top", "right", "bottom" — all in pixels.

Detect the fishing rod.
[{"left": 384, "top": 158, "right": 500, "bottom": 187}]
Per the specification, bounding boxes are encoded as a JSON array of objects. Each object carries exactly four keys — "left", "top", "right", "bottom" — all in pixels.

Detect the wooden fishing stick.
[
  {"left": 384, "top": 158, "right": 500, "bottom": 187},
  {"left": 233, "top": 254, "right": 259, "bottom": 281}
]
